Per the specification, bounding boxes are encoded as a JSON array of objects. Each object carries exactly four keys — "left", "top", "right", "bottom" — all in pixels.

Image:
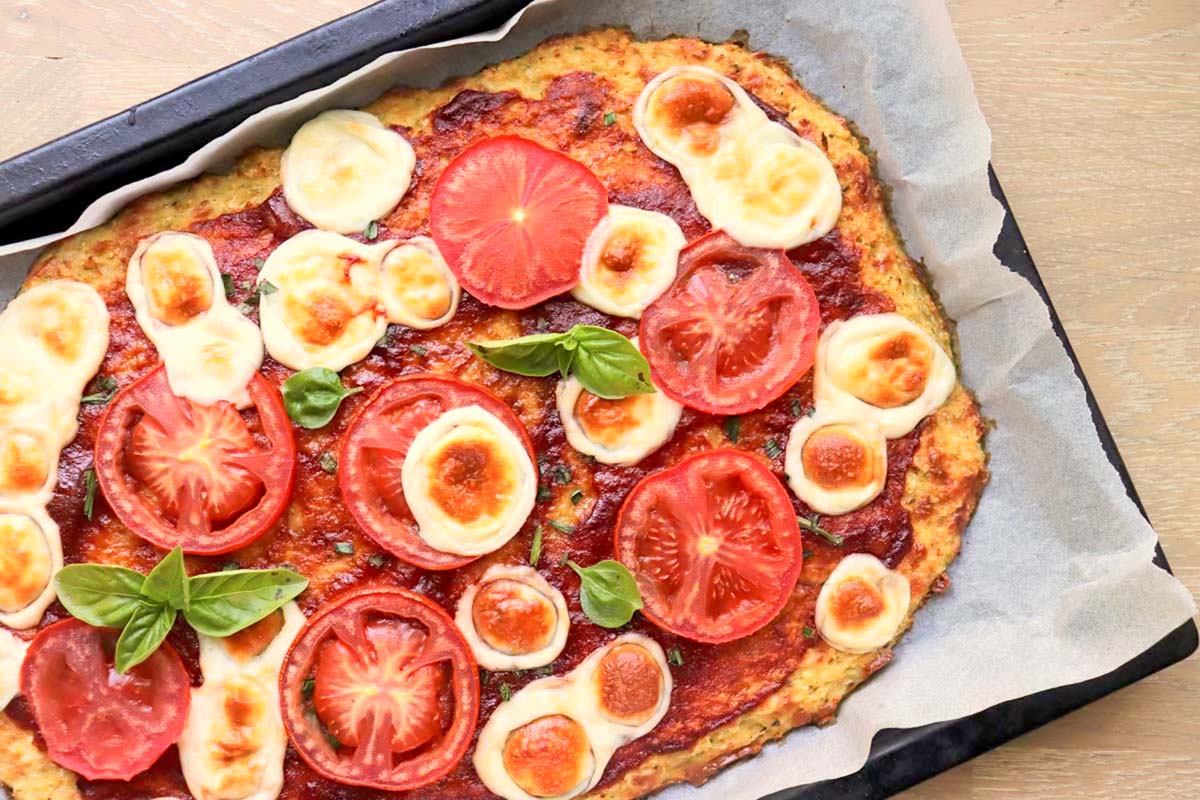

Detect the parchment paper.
[{"left": 1, "top": 0, "right": 1194, "bottom": 794}]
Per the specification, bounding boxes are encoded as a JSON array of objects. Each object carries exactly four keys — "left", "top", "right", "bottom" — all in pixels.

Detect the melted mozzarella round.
[
  {"left": 281, "top": 109, "right": 415, "bottom": 234},
  {"left": 575, "top": 634, "right": 671, "bottom": 736},
  {"left": 784, "top": 414, "right": 887, "bottom": 515},
  {"left": 0, "top": 508, "right": 62, "bottom": 630},
  {"left": 128, "top": 232, "right": 264, "bottom": 407},
  {"left": 571, "top": 206, "right": 685, "bottom": 318},
  {"left": 503, "top": 714, "right": 596, "bottom": 799},
  {"left": 258, "top": 230, "right": 387, "bottom": 371},
  {"left": 378, "top": 236, "right": 460, "bottom": 330},
  {"left": 814, "top": 313, "right": 957, "bottom": 438},
  {"left": 455, "top": 564, "right": 569, "bottom": 671},
  {"left": 0, "top": 429, "right": 57, "bottom": 504},
  {"left": 555, "top": 372, "right": 682, "bottom": 467},
  {"left": 402, "top": 405, "right": 537, "bottom": 557},
  {"left": 1, "top": 281, "right": 110, "bottom": 396},
  {"left": 634, "top": 65, "right": 841, "bottom": 248},
  {"left": 178, "top": 603, "right": 304, "bottom": 800},
  {"left": 0, "top": 628, "right": 27, "bottom": 710},
  {"left": 815, "top": 554, "right": 910, "bottom": 654}
]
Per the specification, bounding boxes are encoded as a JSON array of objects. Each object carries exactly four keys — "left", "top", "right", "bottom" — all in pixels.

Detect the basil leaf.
[
  {"left": 282, "top": 367, "right": 362, "bottom": 429},
  {"left": 569, "top": 326, "right": 655, "bottom": 399},
  {"left": 142, "top": 546, "right": 188, "bottom": 610},
  {"left": 183, "top": 568, "right": 308, "bottom": 637},
  {"left": 567, "top": 559, "right": 642, "bottom": 628},
  {"left": 467, "top": 331, "right": 567, "bottom": 377},
  {"left": 55, "top": 564, "right": 146, "bottom": 628},
  {"left": 114, "top": 601, "right": 176, "bottom": 674}
]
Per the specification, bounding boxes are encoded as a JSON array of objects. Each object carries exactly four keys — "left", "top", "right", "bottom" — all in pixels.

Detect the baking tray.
[{"left": 0, "top": 1, "right": 1193, "bottom": 797}]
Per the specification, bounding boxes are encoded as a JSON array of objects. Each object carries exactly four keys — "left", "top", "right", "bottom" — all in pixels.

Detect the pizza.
[{"left": 0, "top": 28, "right": 988, "bottom": 800}]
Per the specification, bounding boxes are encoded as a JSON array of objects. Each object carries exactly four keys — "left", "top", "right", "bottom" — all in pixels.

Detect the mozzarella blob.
[
  {"left": 258, "top": 230, "right": 387, "bottom": 371},
  {"left": 571, "top": 206, "right": 685, "bottom": 318},
  {"left": 378, "top": 236, "right": 461, "bottom": 329},
  {"left": 555, "top": 366, "right": 682, "bottom": 466},
  {"left": 178, "top": 602, "right": 304, "bottom": 800},
  {"left": 474, "top": 633, "right": 672, "bottom": 800},
  {"left": 127, "top": 232, "right": 264, "bottom": 407},
  {"left": 815, "top": 554, "right": 910, "bottom": 654},
  {"left": 0, "top": 628, "right": 28, "bottom": 710},
  {"left": 281, "top": 109, "right": 415, "bottom": 234},
  {"left": 455, "top": 564, "right": 570, "bottom": 671},
  {"left": 0, "top": 281, "right": 109, "bottom": 397},
  {"left": 784, "top": 414, "right": 887, "bottom": 515},
  {"left": 633, "top": 65, "right": 841, "bottom": 248},
  {"left": 0, "top": 508, "right": 62, "bottom": 630},
  {"left": 814, "top": 313, "right": 956, "bottom": 438},
  {"left": 402, "top": 405, "right": 537, "bottom": 557}
]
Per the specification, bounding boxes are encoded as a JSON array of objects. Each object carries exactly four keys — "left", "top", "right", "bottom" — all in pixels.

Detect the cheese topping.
[
  {"left": 402, "top": 405, "right": 537, "bottom": 557},
  {"left": 0, "top": 508, "right": 62, "bottom": 630},
  {"left": 815, "top": 554, "right": 910, "bottom": 654},
  {"left": 474, "top": 633, "right": 672, "bottom": 800},
  {"left": 128, "top": 232, "right": 264, "bottom": 407},
  {"left": 178, "top": 602, "right": 304, "bottom": 800},
  {"left": 784, "top": 414, "right": 887, "bottom": 515},
  {"left": 281, "top": 109, "right": 415, "bottom": 234},
  {"left": 455, "top": 564, "right": 570, "bottom": 671},
  {"left": 634, "top": 65, "right": 841, "bottom": 249},
  {"left": 0, "top": 628, "right": 28, "bottom": 711},
  {"left": 814, "top": 313, "right": 956, "bottom": 438},
  {"left": 378, "top": 236, "right": 461, "bottom": 330},
  {"left": 571, "top": 206, "right": 685, "bottom": 318}
]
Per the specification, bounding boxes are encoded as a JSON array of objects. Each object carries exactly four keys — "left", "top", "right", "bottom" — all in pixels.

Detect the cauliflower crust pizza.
[{"left": 0, "top": 28, "right": 988, "bottom": 800}]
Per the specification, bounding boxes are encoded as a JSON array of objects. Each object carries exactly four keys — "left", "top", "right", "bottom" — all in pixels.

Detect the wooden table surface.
[{"left": 1, "top": 0, "right": 1197, "bottom": 797}]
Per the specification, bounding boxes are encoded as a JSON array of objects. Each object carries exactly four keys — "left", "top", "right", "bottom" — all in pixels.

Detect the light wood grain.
[{"left": 0, "top": 1, "right": 1197, "bottom": 797}]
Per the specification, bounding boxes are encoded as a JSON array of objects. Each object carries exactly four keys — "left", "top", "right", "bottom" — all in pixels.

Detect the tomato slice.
[
  {"left": 614, "top": 449, "right": 803, "bottom": 643},
  {"left": 338, "top": 374, "right": 535, "bottom": 570},
  {"left": 639, "top": 230, "right": 821, "bottom": 414},
  {"left": 430, "top": 135, "right": 609, "bottom": 309},
  {"left": 94, "top": 365, "right": 296, "bottom": 555},
  {"left": 20, "top": 619, "right": 190, "bottom": 781},
  {"left": 280, "top": 587, "right": 480, "bottom": 791}
]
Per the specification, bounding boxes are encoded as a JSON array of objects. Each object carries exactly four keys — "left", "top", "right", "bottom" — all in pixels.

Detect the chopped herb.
[
  {"left": 301, "top": 677, "right": 315, "bottom": 700},
  {"left": 807, "top": 406, "right": 816, "bottom": 418},
  {"left": 724, "top": 415, "right": 741, "bottom": 443},
  {"left": 548, "top": 520, "right": 575, "bottom": 535},
  {"left": 236, "top": 302, "right": 256, "bottom": 316},
  {"left": 410, "top": 344, "right": 428, "bottom": 357},
  {"left": 537, "top": 484, "right": 552, "bottom": 503},
  {"left": 798, "top": 514, "right": 843, "bottom": 546},
  {"left": 764, "top": 438, "right": 783, "bottom": 459},
  {"left": 667, "top": 647, "right": 684, "bottom": 666},
  {"left": 258, "top": 280, "right": 279, "bottom": 297},
  {"left": 364, "top": 220, "right": 379, "bottom": 240},
  {"left": 574, "top": 45, "right": 584, "bottom": 51},
  {"left": 535, "top": 316, "right": 550, "bottom": 332},
  {"left": 550, "top": 464, "right": 572, "bottom": 485},
  {"left": 238, "top": 278, "right": 255, "bottom": 293},
  {"left": 498, "top": 682, "right": 512, "bottom": 702},
  {"left": 220, "top": 274, "right": 234, "bottom": 298},
  {"left": 82, "top": 468, "right": 98, "bottom": 520},
  {"left": 603, "top": 111, "right": 617, "bottom": 126},
  {"left": 480, "top": 670, "right": 492, "bottom": 686},
  {"left": 368, "top": 553, "right": 388, "bottom": 569},
  {"left": 253, "top": 257, "right": 265, "bottom": 271},
  {"left": 580, "top": 453, "right": 597, "bottom": 465},
  {"left": 376, "top": 327, "right": 392, "bottom": 349},
  {"left": 532, "top": 665, "right": 554, "bottom": 676},
  {"left": 81, "top": 376, "right": 118, "bottom": 405},
  {"left": 324, "top": 730, "right": 342, "bottom": 750},
  {"left": 569, "top": 489, "right": 584, "bottom": 505},
  {"left": 790, "top": 398, "right": 802, "bottom": 417},
  {"left": 530, "top": 525, "right": 543, "bottom": 567},
  {"left": 557, "top": 551, "right": 570, "bottom": 567},
  {"left": 802, "top": 626, "right": 816, "bottom": 639},
  {"left": 221, "top": 560, "right": 241, "bottom": 572},
  {"left": 333, "top": 541, "right": 354, "bottom": 555},
  {"left": 318, "top": 451, "right": 338, "bottom": 475},
  {"left": 802, "top": 549, "right": 814, "bottom": 559}
]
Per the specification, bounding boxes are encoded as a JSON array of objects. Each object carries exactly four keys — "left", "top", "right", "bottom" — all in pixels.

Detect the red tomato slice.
[
  {"left": 94, "top": 366, "right": 296, "bottom": 555},
  {"left": 430, "top": 135, "right": 609, "bottom": 309},
  {"left": 639, "top": 230, "right": 821, "bottom": 414},
  {"left": 614, "top": 449, "right": 803, "bottom": 643},
  {"left": 280, "top": 587, "right": 479, "bottom": 792},
  {"left": 338, "top": 374, "right": 535, "bottom": 570},
  {"left": 20, "top": 619, "right": 190, "bottom": 781}
]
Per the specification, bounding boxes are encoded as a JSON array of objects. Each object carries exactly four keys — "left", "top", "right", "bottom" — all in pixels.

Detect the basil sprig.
[
  {"left": 56, "top": 547, "right": 307, "bottom": 673},
  {"left": 567, "top": 559, "right": 643, "bottom": 628},
  {"left": 469, "top": 325, "right": 655, "bottom": 399},
  {"left": 282, "top": 367, "right": 362, "bottom": 429}
]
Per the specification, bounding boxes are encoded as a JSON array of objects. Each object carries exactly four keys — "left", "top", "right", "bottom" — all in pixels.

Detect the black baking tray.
[{"left": 0, "top": 1, "right": 1193, "bottom": 797}]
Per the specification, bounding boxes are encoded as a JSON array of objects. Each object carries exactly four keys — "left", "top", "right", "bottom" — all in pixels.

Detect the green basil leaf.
[
  {"left": 282, "top": 367, "right": 362, "bottom": 429},
  {"left": 569, "top": 326, "right": 655, "bottom": 399},
  {"left": 114, "top": 601, "right": 176, "bottom": 674},
  {"left": 467, "top": 331, "right": 568, "bottom": 377},
  {"left": 55, "top": 563, "right": 146, "bottom": 628},
  {"left": 567, "top": 559, "right": 642, "bottom": 628},
  {"left": 141, "top": 546, "right": 188, "bottom": 610},
  {"left": 183, "top": 568, "right": 308, "bottom": 637}
]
